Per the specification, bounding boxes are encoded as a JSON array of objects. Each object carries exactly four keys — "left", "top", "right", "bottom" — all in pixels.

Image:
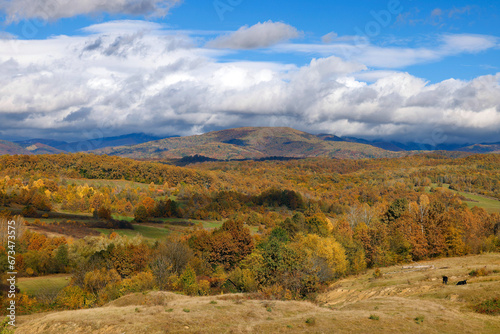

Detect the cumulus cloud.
[
  {"left": 1, "top": 20, "right": 500, "bottom": 145},
  {"left": 207, "top": 21, "right": 301, "bottom": 49},
  {"left": 0, "top": 0, "right": 181, "bottom": 22}
]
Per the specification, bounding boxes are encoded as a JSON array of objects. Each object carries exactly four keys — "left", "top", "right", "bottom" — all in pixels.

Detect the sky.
[{"left": 0, "top": 0, "right": 499, "bottom": 146}]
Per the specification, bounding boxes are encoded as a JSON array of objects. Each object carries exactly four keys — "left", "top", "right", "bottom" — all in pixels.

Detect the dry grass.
[{"left": 15, "top": 254, "right": 500, "bottom": 334}]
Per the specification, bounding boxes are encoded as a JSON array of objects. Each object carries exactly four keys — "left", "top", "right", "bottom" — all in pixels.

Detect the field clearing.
[
  {"left": 16, "top": 254, "right": 500, "bottom": 333},
  {"left": 95, "top": 224, "right": 171, "bottom": 239},
  {"left": 457, "top": 191, "right": 500, "bottom": 213},
  {"left": 429, "top": 184, "right": 500, "bottom": 213},
  {"left": 17, "top": 275, "right": 71, "bottom": 298}
]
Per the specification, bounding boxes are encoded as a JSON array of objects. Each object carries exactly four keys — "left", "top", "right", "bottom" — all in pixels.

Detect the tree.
[{"left": 134, "top": 205, "right": 148, "bottom": 222}]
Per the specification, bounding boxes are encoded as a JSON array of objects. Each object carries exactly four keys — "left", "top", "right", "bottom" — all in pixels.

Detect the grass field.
[
  {"left": 429, "top": 184, "right": 500, "bottom": 213},
  {"left": 16, "top": 254, "right": 500, "bottom": 333},
  {"left": 457, "top": 191, "right": 500, "bottom": 213},
  {"left": 17, "top": 275, "right": 71, "bottom": 299},
  {"left": 95, "top": 224, "right": 171, "bottom": 239}
]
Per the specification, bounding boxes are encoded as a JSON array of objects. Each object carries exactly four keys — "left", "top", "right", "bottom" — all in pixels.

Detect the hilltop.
[
  {"left": 95, "top": 127, "right": 400, "bottom": 160},
  {"left": 15, "top": 254, "right": 500, "bottom": 333}
]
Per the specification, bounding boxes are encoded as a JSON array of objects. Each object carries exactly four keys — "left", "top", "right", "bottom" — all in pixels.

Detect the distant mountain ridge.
[
  {"left": 95, "top": 127, "right": 401, "bottom": 160},
  {"left": 1, "top": 128, "right": 498, "bottom": 158},
  {"left": 15, "top": 133, "right": 173, "bottom": 153}
]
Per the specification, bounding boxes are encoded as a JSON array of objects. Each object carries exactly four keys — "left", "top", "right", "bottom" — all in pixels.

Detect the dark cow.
[
  {"left": 456, "top": 280, "right": 467, "bottom": 285},
  {"left": 442, "top": 276, "right": 448, "bottom": 285}
]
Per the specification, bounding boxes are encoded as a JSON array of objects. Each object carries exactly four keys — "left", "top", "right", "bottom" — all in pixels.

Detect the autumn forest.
[{"left": 1, "top": 152, "right": 500, "bottom": 315}]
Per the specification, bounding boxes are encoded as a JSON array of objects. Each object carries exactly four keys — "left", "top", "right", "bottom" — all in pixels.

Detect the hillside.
[
  {"left": 458, "top": 143, "right": 500, "bottom": 154},
  {"left": 15, "top": 254, "right": 500, "bottom": 333},
  {"left": 14, "top": 133, "right": 171, "bottom": 153},
  {"left": 95, "top": 127, "right": 401, "bottom": 160},
  {"left": 0, "top": 140, "right": 32, "bottom": 155},
  {"left": 23, "top": 143, "right": 66, "bottom": 155}
]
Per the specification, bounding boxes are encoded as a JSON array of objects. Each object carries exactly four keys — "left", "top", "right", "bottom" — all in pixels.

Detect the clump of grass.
[
  {"left": 183, "top": 308, "right": 190, "bottom": 313},
  {"left": 369, "top": 315, "right": 380, "bottom": 321},
  {"left": 414, "top": 315, "right": 425, "bottom": 324},
  {"left": 209, "top": 301, "right": 217, "bottom": 305},
  {"left": 474, "top": 297, "right": 500, "bottom": 315},
  {"left": 469, "top": 267, "right": 491, "bottom": 277},
  {"left": 135, "top": 307, "right": 141, "bottom": 313},
  {"left": 305, "top": 317, "right": 316, "bottom": 325},
  {"left": 165, "top": 308, "right": 173, "bottom": 312},
  {"left": 266, "top": 306, "right": 272, "bottom": 312}
]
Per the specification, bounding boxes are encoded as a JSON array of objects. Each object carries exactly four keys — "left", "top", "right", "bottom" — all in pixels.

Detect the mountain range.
[{"left": 1, "top": 127, "right": 498, "bottom": 158}]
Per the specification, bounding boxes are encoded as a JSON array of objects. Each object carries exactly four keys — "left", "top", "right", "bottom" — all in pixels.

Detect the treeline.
[{"left": 0, "top": 154, "right": 213, "bottom": 187}]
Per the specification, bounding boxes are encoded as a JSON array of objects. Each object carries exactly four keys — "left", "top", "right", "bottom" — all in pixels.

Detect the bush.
[
  {"left": 414, "top": 315, "right": 425, "bottom": 324},
  {"left": 119, "top": 271, "right": 156, "bottom": 295},
  {"left": 227, "top": 267, "right": 258, "bottom": 292},
  {"left": 373, "top": 268, "right": 383, "bottom": 279},
  {"left": 56, "top": 286, "right": 94, "bottom": 309},
  {"left": 21, "top": 206, "right": 38, "bottom": 218},
  {"left": 369, "top": 314, "right": 380, "bottom": 320},
  {"left": 469, "top": 267, "right": 491, "bottom": 277},
  {"left": 134, "top": 205, "right": 148, "bottom": 222},
  {"left": 0, "top": 316, "right": 14, "bottom": 334},
  {"left": 474, "top": 297, "right": 500, "bottom": 315},
  {"left": 97, "top": 207, "right": 112, "bottom": 220}
]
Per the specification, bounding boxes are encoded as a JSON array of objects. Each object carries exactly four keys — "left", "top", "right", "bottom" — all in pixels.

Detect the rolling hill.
[
  {"left": 0, "top": 140, "right": 32, "bottom": 155},
  {"left": 95, "top": 127, "right": 402, "bottom": 160}
]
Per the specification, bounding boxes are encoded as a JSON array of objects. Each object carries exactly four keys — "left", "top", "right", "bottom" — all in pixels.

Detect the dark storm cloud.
[{"left": 63, "top": 107, "right": 92, "bottom": 123}]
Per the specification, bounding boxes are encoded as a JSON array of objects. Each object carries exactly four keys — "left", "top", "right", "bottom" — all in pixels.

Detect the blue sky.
[{"left": 0, "top": 0, "right": 499, "bottom": 144}]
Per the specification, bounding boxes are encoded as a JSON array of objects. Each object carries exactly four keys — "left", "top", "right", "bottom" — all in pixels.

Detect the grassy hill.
[
  {"left": 95, "top": 127, "right": 401, "bottom": 160},
  {"left": 15, "top": 254, "right": 500, "bottom": 333}
]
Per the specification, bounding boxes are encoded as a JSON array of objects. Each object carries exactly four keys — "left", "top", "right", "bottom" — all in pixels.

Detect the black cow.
[
  {"left": 456, "top": 280, "right": 467, "bottom": 285},
  {"left": 442, "top": 276, "right": 448, "bottom": 285}
]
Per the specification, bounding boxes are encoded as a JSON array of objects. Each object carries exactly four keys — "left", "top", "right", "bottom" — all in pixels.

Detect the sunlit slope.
[{"left": 96, "top": 127, "right": 401, "bottom": 159}]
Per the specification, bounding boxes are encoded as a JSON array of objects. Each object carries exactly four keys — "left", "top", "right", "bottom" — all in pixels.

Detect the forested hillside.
[{"left": 1, "top": 153, "right": 499, "bottom": 317}]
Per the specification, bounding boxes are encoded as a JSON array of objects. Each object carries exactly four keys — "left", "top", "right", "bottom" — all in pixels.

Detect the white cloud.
[
  {"left": 275, "top": 33, "right": 498, "bottom": 68},
  {"left": 206, "top": 21, "right": 301, "bottom": 50},
  {"left": 1, "top": 20, "right": 500, "bottom": 145},
  {"left": 0, "top": 0, "right": 181, "bottom": 22}
]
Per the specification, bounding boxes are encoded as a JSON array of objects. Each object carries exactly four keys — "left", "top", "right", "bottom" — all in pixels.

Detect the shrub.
[
  {"left": 369, "top": 314, "right": 380, "bottom": 320},
  {"left": 119, "top": 271, "right": 156, "bottom": 295},
  {"left": 56, "top": 286, "right": 93, "bottom": 309},
  {"left": 469, "top": 267, "right": 491, "bottom": 277},
  {"left": 305, "top": 317, "right": 316, "bottom": 325},
  {"left": 474, "top": 297, "right": 500, "bottom": 315},
  {"left": 0, "top": 316, "right": 14, "bottom": 334},
  {"left": 414, "top": 315, "right": 425, "bottom": 324},
  {"left": 373, "top": 268, "right": 383, "bottom": 279},
  {"left": 227, "top": 267, "right": 258, "bottom": 292},
  {"left": 84, "top": 268, "right": 121, "bottom": 295}
]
